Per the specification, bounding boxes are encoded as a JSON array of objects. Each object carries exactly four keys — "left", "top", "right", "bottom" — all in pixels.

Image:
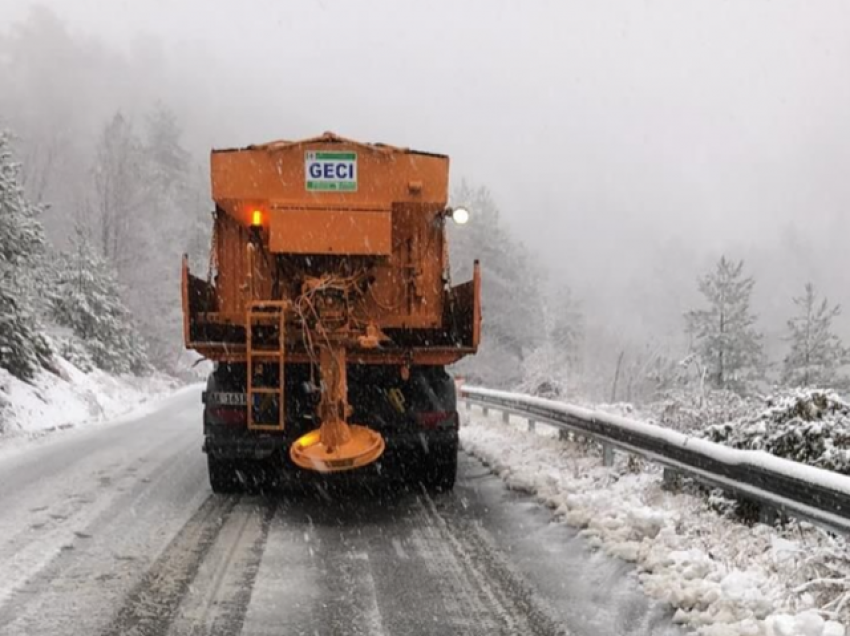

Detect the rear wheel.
[
  {"left": 207, "top": 455, "right": 243, "bottom": 494},
  {"left": 420, "top": 439, "right": 458, "bottom": 492}
]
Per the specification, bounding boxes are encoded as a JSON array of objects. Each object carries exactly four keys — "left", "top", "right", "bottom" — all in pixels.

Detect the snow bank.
[
  {"left": 461, "top": 408, "right": 848, "bottom": 636},
  {"left": 0, "top": 354, "right": 178, "bottom": 437}
]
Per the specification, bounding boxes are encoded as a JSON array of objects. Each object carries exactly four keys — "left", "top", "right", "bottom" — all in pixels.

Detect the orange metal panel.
[
  {"left": 210, "top": 134, "right": 449, "bottom": 223},
  {"left": 185, "top": 133, "right": 480, "bottom": 375},
  {"left": 357, "top": 203, "right": 444, "bottom": 328},
  {"left": 269, "top": 209, "right": 392, "bottom": 256},
  {"left": 214, "top": 212, "right": 274, "bottom": 319}
]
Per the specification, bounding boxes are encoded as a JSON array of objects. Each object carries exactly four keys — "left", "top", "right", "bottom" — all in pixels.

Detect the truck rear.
[{"left": 182, "top": 132, "right": 480, "bottom": 492}]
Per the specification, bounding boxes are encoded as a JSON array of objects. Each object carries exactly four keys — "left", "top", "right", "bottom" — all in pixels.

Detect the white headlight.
[{"left": 451, "top": 207, "right": 470, "bottom": 225}]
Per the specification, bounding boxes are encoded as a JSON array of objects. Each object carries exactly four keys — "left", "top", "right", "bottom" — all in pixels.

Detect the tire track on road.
[
  {"left": 101, "top": 495, "right": 238, "bottom": 636},
  {"left": 167, "top": 498, "right": 277, "bottom": 636},
  {"left": 414, "top": 490, "right": 568, "bottom": 635}
]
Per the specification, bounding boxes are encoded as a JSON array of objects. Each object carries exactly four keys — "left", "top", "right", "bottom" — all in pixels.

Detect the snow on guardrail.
[{"left": 460, "top": 385, "right": 850, "bottom": 535}]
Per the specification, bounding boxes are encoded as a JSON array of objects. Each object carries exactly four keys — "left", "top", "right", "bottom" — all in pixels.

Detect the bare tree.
[{"left": 90, "top": 112, "right": 150, "bottom": 275}]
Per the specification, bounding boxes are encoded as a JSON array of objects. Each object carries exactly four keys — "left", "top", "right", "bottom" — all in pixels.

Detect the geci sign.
[
  {"left": 309, "top": 162, "right": 354, "bottom": 180},
  {"left": 305, "top": 151, "right": 357, "bottom": 192}
]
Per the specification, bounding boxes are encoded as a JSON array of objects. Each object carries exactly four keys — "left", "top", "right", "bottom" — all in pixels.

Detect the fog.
[{"left": 4, "top": 0, "right": 850, "bottom": 382}]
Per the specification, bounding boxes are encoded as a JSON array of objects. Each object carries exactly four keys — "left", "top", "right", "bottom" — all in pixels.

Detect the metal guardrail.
[{"left": 460, "top": 386, "right": 850, "bottom": 535}]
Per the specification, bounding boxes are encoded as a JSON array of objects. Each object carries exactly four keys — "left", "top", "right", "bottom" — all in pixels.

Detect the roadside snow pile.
[
  {"left": 461, "top": 408, "right": 848, "bottom": 636},
  {"left": 704, "top": 390, "right": 850, "bottom": 474},
  {"left": 0, "top": 354, "right": 177, "bottom": 436}
]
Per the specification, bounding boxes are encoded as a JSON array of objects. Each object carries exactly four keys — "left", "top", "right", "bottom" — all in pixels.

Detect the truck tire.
[
  {"left": 421, "top": 440, "right": 458, "bottom": 492},
  {"left": 208, "top": 455, "right": 242, "bottom": 494}
]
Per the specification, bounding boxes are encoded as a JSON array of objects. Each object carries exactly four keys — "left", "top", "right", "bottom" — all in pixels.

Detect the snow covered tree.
[
  {"left": 685, "top": 257, "right": 764, "bottom": 393},
  {"left": 0, "top": 131, "right": 51, "bottom": 379},
  {"left": 448, "top": 180, "right": 546, "bottom": 387},
  {"left": 49, "top": 227, "right": 149, "bottom": 375},
  {"left": 0, "top": 285, "right": 51, "bottom": 380},
  {"left": 82, "top": 107, "right": 207, "bottom": 372},
  {"left": 782, "top": 283, "right": 850, "bottom": 390}
]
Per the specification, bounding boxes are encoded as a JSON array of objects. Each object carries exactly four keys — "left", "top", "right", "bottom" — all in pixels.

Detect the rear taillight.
[
  {"left": 207, "top": 407, "right": 247, "bottom": 425},
  {"left": 415, "top": 411, "right": 458, "bottom": 430}
]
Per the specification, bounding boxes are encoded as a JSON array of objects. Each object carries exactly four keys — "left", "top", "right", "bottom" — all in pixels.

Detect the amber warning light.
[{"left": 251, "top": 209, "right": 263, "bottom": 227}]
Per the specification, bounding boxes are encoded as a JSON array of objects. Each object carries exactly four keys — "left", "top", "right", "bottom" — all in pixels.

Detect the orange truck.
[{"left": 182, "top": 132, "right": 481, "bottom": 492}]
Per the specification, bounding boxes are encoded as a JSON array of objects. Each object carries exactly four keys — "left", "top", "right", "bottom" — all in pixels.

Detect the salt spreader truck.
[{"left": 181, "top": 133, "right": 481, "bottom": 492}]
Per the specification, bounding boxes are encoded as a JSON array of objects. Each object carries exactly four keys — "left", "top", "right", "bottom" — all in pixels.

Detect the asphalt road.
[{"left": 0, "top": 386, "right": 682, "bottom": 636}]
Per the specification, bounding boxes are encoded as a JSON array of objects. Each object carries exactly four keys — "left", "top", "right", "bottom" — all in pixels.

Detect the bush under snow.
[{"left": 704, "top": 389, "right": 850, "bottom": 474}]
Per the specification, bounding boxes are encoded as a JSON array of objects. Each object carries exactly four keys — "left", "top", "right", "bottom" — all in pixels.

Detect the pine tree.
[
  {"left": 782, "top": 283, "right": 849, "bottom": 390},
  {"left": 49, "top": 227, "right": 149, "bottom": 375},
  {"left": 0, "top": 131, "right": 51, "bottom": 379},
  {"left": 685, "top": 256, "right": 764, "bottom": 393},
  {"left": 84, "top": 107, "right": 205, "bottom": 371}
]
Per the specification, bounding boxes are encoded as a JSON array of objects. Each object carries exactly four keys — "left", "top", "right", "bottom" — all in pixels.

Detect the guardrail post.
[
  {"left": 558, "top": 428, "right": 569, "bottom": 441},
  {"left": 602, "top": 443, "right": 614, "bottom": 467},
  {"left": 527, "top": 419, "right": 536, "bottom": 432},
  {"left": 465, "top": 400, "right": 472, "bottom": 411},
  {"left": 482, "top": 406, "right": 489, "bottom": 416},
  {"left": 662, "top": 468, "right": 682, "bottom": 491},
  {"left": 758, "top": 504, "right": 787, "bottom": 528},
  {"left": 501, "top": 411, "right": 510, "bottom": 424}
]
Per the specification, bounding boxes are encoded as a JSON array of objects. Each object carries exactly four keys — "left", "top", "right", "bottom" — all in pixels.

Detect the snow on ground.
[
  {"left": 460, "top": 406, "right": 848, "bottom": 636},
  {"left": 0, "top": 354, "right": 179, "bottom": 441}
]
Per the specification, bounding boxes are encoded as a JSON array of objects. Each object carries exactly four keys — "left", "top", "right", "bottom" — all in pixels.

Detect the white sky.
[{"left": 5, "top": 0, "right": 850, "bottom": 341}]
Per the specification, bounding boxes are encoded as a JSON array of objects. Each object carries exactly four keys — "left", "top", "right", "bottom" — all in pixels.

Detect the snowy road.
[{"left": 0, "top": 386, "right": 681, "bottom": 636}]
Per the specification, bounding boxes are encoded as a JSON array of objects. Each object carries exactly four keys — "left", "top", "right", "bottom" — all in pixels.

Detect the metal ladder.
[{"left": 246, "top": 301, "right": 287, "bottom": 431}]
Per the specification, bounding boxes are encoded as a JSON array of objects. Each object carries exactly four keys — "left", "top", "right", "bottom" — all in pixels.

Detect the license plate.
[{"left": 203, "top": 392, "right": 247, "bottom": 407}]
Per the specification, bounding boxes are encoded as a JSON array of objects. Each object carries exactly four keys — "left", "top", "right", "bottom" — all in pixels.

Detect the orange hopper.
[{"left": 182, "top": 132, "right": 480, "bottom": 475}]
